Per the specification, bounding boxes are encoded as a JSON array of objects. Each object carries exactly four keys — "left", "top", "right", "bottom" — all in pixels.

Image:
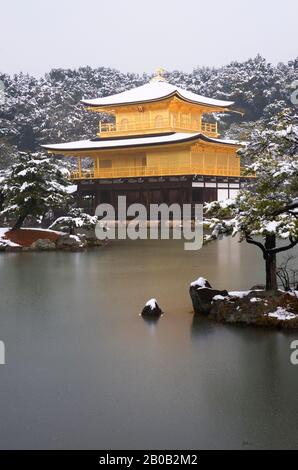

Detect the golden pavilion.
[{"left": 42, "top": 70, "right": 244, "bottom": 211}]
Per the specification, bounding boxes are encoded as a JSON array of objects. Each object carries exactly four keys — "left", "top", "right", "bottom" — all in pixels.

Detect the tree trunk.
[
  {"left": 265, "top": 234, "right": 277, "bottom": 291},
  {"left": 0, "top": 191, "right": 4, "bottom": 212},
  {"left": 11, "top": 214, "right": 27, "bottom": 231}
]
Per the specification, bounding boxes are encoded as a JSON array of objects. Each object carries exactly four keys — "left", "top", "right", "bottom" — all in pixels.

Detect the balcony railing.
[
  {"left": 70, "top": 164, "right": 251, "bottom": 180},
  {"left": 99, "top": 120, "right": 218, "bottom": 137}
]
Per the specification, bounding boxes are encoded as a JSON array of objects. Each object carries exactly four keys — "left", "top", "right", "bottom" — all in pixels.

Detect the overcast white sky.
[{"left": 1, "top": 0, "right": 297, "bottom": 76}]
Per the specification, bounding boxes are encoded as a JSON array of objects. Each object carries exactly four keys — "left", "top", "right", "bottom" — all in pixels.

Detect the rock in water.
[
  {"left": 56, "top": 234, "right": 86, "bottom": 250},
  {"left": 30, "top": 238, "right": 56, "bottom": 251},
  {"left": 141, "top": 298, "right": 163, "bottom": 317},
  {"left": 189, "top": 277, "right": 228, "bottom": 315},
  {"left": 190, "top": 277, "right": 212, "bottom": 289},
  {"left": 0, "top": 241, "right": 9, "bottom": 251}
]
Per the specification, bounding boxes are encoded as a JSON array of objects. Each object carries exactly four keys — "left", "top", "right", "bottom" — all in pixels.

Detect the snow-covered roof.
[
  {"left": 42, "top": 133, "right": 240, "bottom": 153},
  {"left": 81, "top": 80, "right": 234, "bottom": 109}
]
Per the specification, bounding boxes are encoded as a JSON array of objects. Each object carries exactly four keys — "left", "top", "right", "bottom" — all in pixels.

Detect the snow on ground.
[
  {"left": 267, "top": 307, "right": 297, "bottom": 321},
  {"left": 0, "top": 239, "right": 20, "bottom": 247},
  {"left": 0, "top": 227, "right": 64, "bottom": 248},
  {"left": 0, "top": 228, "right": 20, "bottom": 247},
  {"left": 228, "top": 291, "right": 252, "bottom": 298},
  {"left": 69, "top": 234, "right": 83, "bottom": 244},
  {"left": 212, "top": 293, "right": 264, "bottom": 302},
  {"left": 20, "top": 227, "right": 63, "bottom": 234},
  {"left": 213, "top": 295, "right": 226, "bottom": 301},
  {"left": 0, "top": 228, "right": 8, "bottom": 237}
]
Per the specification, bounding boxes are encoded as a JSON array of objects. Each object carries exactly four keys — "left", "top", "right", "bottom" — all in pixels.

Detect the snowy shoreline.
[
  {"left": 190, "top": 277, "right": 298, "bottom": 329},
  {"left": 0, "top": 227, "right": 105, "bottom": 251}
]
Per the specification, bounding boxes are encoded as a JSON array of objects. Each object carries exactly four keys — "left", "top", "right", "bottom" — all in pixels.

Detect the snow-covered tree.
[
  {"left": 205, "top": 110, "right": 298, "bottom": 291},
  {"left": 0, "top": 152, "right": 73, "bottom": 230},
  {"left": 1, "top": 56, "right": 297, "bottom": 164},
  {"left": 0, "top": 142, "right": 19, "bottom": 170},
  {"left": 49, "top": 207, "right": 99, "bottom": 234}
]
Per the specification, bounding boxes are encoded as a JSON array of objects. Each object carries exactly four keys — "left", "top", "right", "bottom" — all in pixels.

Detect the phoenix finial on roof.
[{"left": 151, "top": 67, "right": 167, "bottom": 82}]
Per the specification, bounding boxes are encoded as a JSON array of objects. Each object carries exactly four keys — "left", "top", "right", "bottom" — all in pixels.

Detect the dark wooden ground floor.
[{"left": 75, "top": 175, "right": 246, "bottom": 216}]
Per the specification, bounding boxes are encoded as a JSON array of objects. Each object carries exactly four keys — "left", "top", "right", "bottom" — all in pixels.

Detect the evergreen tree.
[
  {"left": 0, "top": 152, "right": 73, "bottom": 230},
  {"left": 1, "top": 56, "right": 297, "bottom": 165},
  {"left": 204, "top": 110, "right": 298, "bottom": 291}
]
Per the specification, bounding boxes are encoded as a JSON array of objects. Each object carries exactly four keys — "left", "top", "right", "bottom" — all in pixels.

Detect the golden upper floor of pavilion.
[
  {"left": 81, "top": 74, "right": 236, "bottom": 138},
  {"left": 42, "top": 72, "right": 247, "bottom": 181}
]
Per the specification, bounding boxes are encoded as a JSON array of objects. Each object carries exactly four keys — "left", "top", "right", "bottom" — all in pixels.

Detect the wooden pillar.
[
  {"left": 215, "top": 151, "right": 218, "bottom": 176},
  {"left": 170, "top": 112, "right": 174, "bottom": 130},
  {"left": 94, "top": 157, "right": 99, "bottom": 178},
  {"left": 78, "top": 157, "right": 82, "bottom": 178},
  {"left": 188, "top": 177, "right": 193, "bottom": 205}
]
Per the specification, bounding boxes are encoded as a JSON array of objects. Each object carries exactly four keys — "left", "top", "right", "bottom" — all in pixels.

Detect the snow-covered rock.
[
  {"left": 30, "top": 238, "right": 56, "bottom": 251},
  {"left": 189, "top": 277, "right": 228, "bottom": 315},
  {"left": 209, "top": 290, "right": 298, "bottom": 329},
  {"left": 213, "top": 295, "right": 226, "bottom": 301},
  {"left": 190, "top": 277, "right": 212, "bottom": 288},
  {"left": 141, "top": 298, "right": 163, "bottom": 318},
  {"left": 56, "top": 234, "right": 86, "bottom": 250},
  {"left": 0, "top": 240, "right": 8, "bottom": 251},
  {"left": 267, "top": 307, "right": 296, "bottom": 321}
]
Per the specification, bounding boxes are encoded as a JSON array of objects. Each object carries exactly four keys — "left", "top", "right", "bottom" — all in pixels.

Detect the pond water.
[{"left": 0, "top": 237, "right": 297, "bottom": 449}]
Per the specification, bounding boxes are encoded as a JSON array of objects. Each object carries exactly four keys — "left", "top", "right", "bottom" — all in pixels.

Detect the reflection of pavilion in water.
[{"left": 217, "top": 236, "right": 242, "bottom": 269}]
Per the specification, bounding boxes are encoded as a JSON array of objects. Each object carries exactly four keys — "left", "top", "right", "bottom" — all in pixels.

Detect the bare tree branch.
[
  {"left": 270, "top": 201, "right": 298, "bottom": 217},
  {"left": 269, "top": 236, "right": 298, "bottom": 255},
  {"left": 245, "top": 235, "right": 267, "bottom": 259}
]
